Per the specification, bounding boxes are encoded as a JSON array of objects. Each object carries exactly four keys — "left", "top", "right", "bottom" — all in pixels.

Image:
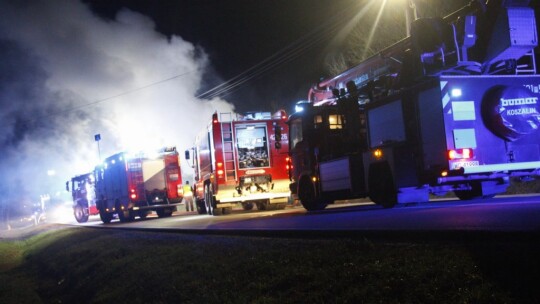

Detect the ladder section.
[{"left": 220, "top": 113, "right": 237, "bottom": 181}]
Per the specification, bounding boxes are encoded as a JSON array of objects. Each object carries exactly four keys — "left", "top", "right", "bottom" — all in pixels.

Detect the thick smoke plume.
[{"left": 0, "top": 0, "right": 233, "bottom": 222}]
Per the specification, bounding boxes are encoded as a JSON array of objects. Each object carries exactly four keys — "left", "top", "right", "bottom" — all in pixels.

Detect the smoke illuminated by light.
[{"left": 0, "top": 0, "right": 234, "bottom": 212}]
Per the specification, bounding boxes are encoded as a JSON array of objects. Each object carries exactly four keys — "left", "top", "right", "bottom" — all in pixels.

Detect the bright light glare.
[
  {"left": 47, "top": 170, "right": 56, "bottom": 176},
  {"left": 48, "top": 203, "right": 75, "bottom": 224},
  {"left": 362, "top": 0, "right": 388, "bottom": 60},
  {"left": 451, "top": 88, "right": 462, "bottom": 97},
  {"left": 295, "top": 105, "right": 304, "bottom": 112}
]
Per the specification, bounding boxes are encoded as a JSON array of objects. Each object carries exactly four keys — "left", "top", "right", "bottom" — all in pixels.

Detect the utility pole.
[{"left": 95, "top": 134, "right": 101, "bottom": 161}]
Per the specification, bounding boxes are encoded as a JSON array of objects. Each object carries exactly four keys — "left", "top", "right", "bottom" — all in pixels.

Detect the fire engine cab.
[
  {"left": 289, "top": 0, "right": 540, "bottom": 210},
  {"left": 187, "top": 111, "right": 290, "bottom": 215},
  {"left": 68, "top": 172, "right": 98, "bottom": 223}
]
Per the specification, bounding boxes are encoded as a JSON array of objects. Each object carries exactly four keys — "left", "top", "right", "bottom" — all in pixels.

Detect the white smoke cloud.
[{"left": 0, "top": 0, "right": 234, "bottom": 213}]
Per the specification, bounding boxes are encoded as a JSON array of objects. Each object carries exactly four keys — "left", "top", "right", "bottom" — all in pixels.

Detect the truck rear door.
[{"left": 440, "top": 75, "right": 540, "bottom": 174}]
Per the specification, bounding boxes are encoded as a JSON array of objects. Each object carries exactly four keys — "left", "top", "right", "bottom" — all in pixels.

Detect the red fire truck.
[
  {"left": 68, "top": 147, "right": 184, "bottom": 223},
  {"left": 289, "top": 0, "right": 540, "bottom": 210},
  {"left": 187, "top": 111, "right": 290, "bottom": 215}
]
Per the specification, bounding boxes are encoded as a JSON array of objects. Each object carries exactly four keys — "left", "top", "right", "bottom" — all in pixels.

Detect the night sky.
[{"left": 84, "top": 0, "right": 369, "bottom": 113}]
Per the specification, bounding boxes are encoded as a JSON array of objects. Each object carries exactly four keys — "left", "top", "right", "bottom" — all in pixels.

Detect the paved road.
[{"left": 68, "top": 195, "right": 540, "bottom": 233}]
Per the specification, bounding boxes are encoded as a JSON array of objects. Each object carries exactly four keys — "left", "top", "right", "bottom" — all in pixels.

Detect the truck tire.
[
  {"left": 213, "top": 207, "right": 223, "bottom": 216},
  {"left": 368, "top": 162, "right": 397, "bottom": 208},
  {"left": 204, "top": 184, "right": 216, "bottom": 215},
  {"left": 74, "top": 204, "right": 89, "bottom": 223},
  {"left": 222, "top": 207, "right": 232, "bottom": 215},
  {"left": 196, "top": 199, "right": 207, "bottom": 215},
  {"left": 138, "top": 210, "right": 150, "bottom": 219},
  {"left": 117, "top": 204, "right": 134, "bottom": 222},
  {"left": 298, "top": 176, "right": 327, "bottom": 211},
  {"left": 99, "top": 210, "right": 113, "bottom": 224},
  {"left": 276, "top": 203, "right": 287, "bottom": 210},
  {"left": 454, "top": 182, "right": 483, "bottom": 200},
  {"left": 256, "top": 200, "right": 267, "bottom": 210},
  {"left": 242, "top": 202, "right": 254, "bottom": 210},
  {"left": 157, "top": 208, "right": 173, "bottom": 218}
]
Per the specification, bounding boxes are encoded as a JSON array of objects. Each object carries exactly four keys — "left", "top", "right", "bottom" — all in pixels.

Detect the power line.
[{"left": 197, "top": 2, "right": 362, "bottom": 100}]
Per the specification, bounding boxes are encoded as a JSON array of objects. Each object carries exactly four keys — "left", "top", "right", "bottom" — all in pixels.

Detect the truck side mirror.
[
  {"left": 65, "top": 181, "right": 70, "bottom": 192},
  {"left": 184, "top": 150, "right": 190, "bottom": 160}
]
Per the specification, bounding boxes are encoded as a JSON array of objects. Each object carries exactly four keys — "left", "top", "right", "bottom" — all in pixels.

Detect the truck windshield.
[{"left": 236, "top": 124, "right": 269, "bottom": 169}]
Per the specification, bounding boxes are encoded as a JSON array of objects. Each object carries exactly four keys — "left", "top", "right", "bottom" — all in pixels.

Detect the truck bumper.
[{"left": 217, "top": 192, "right": 291, "bottom": 204}]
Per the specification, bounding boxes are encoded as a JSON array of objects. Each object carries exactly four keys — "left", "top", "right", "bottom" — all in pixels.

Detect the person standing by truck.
[{"left": 183, "top": 181, "right": 194, "bottom": 212}]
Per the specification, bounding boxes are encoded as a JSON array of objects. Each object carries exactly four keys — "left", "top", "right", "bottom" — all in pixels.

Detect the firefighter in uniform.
[{"left": 183, "top": 181, "right": 194, "bottom": 212}]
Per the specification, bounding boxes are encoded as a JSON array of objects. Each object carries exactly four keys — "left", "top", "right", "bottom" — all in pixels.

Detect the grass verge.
[{"left": 1, "top": 226, "right": 540, "bottom": 303}]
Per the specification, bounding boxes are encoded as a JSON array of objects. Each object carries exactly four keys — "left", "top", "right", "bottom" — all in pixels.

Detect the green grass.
[{"left": 1, "top": 227, "right": 539, "bottom": 303}]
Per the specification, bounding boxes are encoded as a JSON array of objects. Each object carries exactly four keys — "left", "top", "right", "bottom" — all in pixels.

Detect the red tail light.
[
  {"left": 448, "top": 148, "right": 473, "bottom": 160},
  {"left": 285, "top": 156, "right": 293, "bottom": 170},
  {"left": 130, "top": 188, "right": 137, "bottom": 199},
  {"left": 217, "top": 162, "right": 224, "bottom": 178}
]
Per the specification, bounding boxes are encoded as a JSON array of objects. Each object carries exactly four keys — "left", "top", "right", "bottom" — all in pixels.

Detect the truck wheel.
[
  {"left": 242, "top": 202, "right": 254, "bottom": 210},
  {"left": 223, "top": 207, "right": 232, "bottom": 215},
  {"left": 138, "top": 210, "right": 150, "bottom": 219},
  {"left": 117, "top": 203, "right": 134, "bottom": 222},
  {"left": 213, "top": 207, "right": 223, "bottom": 216},
  {"left": 99, "top": 210, "right": 113, "bottom": 224},
  {"left": 74, "top": 205, "right": 89, "bottom": 223},
  {"left": 256, "top": 200, "right": 267, "bottom": 210},
  {"left": 298, "top": 177, "right": 327, "bottom": 211},
  {"left": 196, "top": 200, "right": 207, "bottom": 215},
  {"left": 204, "top": 185, "right": 215, "bottom": 215},
  {"left": 368, "top": 162, "right": 397, "bottom": 208},
  {"left": 157, "top": 208, "right": 173, "bottom": 218},
  {"left": 454, "top": 182, "right": 482, "bottom": 200}
]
